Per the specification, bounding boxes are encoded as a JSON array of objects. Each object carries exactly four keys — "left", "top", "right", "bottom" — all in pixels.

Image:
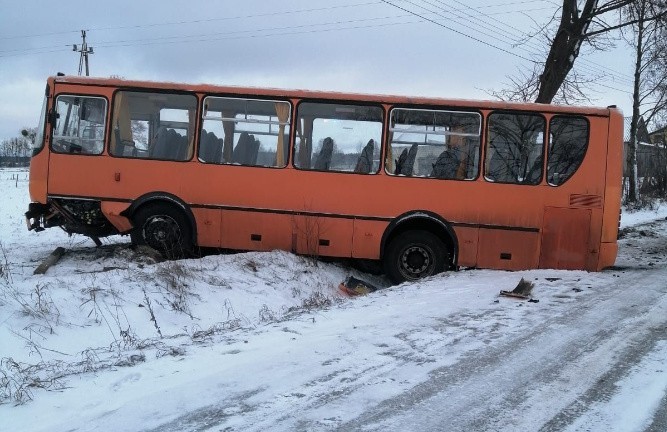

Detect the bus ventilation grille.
[{"left": 569, "top": 194, "right": 602, "bottom": 208}]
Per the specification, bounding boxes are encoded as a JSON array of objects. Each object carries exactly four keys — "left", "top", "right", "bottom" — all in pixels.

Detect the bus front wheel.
[
  {"left": 130, "top": 203, "right": 192, "bottom": 258},
  {"left": 384, "top": 230, "right": 448, "bottom": 284}
]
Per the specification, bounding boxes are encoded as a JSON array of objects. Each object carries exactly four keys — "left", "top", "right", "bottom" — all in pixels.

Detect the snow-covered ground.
[{"left": 1, "top": 167, "right": 666, "bottom": 432}]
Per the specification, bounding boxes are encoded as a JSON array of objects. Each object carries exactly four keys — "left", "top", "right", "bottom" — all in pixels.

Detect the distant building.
[
  {"left": 0, "top": 156, "right": 30, "bottom": 167},
  {"left": 623, "top": 116, "right": 664, "bottom": 178},
  {"left": 649, "top": 124, "right": 667, "bottom": 146}
]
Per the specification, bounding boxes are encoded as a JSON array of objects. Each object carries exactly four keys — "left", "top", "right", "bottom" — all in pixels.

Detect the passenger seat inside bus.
[
  {"left": 151, "top": 127, "right": 188, "bottom": 160},
  {"left": 395, "top": 143, "right": 418, "bottom": 176},
  {"left": 314, "top": 137, "right": 334, "bottom": 171},
  {"left": 199, "top": 130, "right": 223, "bottom": 163},
  {"left": 354, "top": 139, "right": 375, "bottom": 173},
  {"left": 431, "top": 148, "right": 460, "bottom": 179},
  {"left": 233, "top": 132, "right": 260, "bottom": 165}
]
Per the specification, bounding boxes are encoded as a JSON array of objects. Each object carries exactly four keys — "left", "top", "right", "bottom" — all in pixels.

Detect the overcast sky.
[{"left": 0, "top": 0, "right": 635, "bottom": 141}]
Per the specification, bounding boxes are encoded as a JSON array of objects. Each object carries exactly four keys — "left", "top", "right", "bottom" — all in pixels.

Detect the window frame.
[
  {"left": 108, "top": 88, "right": 199, "bottom": 162},
  {"left": 50, "top": 93, "right": 109, "bottom": 156},
  {"left": 198, "top": 95, "right": 293, "bottom": 169},
  {"left": 546, "top": 114, "right": 590, "bottom": 187},
  {"left": 484, "top": 110, "right": 547, "bottom": 186},
  {"left": 32, "top": 87, "right": 49, "bottom": 156},
  {"left": 292, "top": 98, "right": 385, "bottom": 175},
  {"left": 386, "top": 106, "right": 483, "bottom": 181}
]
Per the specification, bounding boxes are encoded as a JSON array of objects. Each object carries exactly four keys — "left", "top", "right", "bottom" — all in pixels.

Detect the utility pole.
[{"left": 72, "top": 30, "right": 94, "bottom": 76}]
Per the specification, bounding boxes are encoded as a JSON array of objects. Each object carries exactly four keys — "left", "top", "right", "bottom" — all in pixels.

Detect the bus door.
[{"left": 47, "top": 94, "right": 109, "bottom": 196}]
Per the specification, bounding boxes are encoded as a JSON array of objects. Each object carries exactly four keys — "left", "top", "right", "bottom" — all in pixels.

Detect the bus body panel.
[
  {"left": 191, "top": 207, "right": 221, "bottom": 248},
  {"left": 450, "top": 226, "right": 478, "bottom": 267},
  {"left": 598, "top": 109, "right": 624, "bottom": 269},
  {"left": 477, "top": 229, "right": 540, "bottom": 270},
  {"left": 352, "top": 219, "right": 386, "bottom": 260},
  {"left": 100, "top": 201, "right": 133, "bottom": 232},
  {"left": 28, "top": 146, "right": 49, "bottom": 204},
  {"left": 539, "top": 207, "right": 592, "bottom": 270}
]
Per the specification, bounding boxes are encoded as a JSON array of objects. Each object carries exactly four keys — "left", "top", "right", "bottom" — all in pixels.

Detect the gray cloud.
[{"left": 0, "top": 0, "right": 633, "bottom": 141}]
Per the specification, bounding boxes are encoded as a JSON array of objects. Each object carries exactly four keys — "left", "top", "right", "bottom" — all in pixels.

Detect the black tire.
[
  {"left": 384, "top": 230, "right": 449, "bottom": 284},
  {"left": 130, "top": 203, "right": 192, "bottom": 258}
]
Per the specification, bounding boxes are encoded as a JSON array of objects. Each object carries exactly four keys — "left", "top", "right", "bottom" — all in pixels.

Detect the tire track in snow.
[{"left": 336, "top": 266, "right": 667, "bottom": 432}]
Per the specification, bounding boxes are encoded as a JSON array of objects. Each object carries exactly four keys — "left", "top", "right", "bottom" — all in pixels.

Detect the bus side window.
[
  {"left": 200, "top": 97, "right": 290, "bottom": 168},
  {"left": 52, "top": 95, "right": 107, "bottom": 155},
  {"left": 110, "top": 91, "right": 197, "bottom": 161},
  {"left": 110, "top": 92, "right": 135, "bottom": 156},
  {"left": 548, "top": 116, "right": 589, "bottom": 186},
  {"left": 294, "top": 102, "right": 382, "bottom": 173},
  {"left": 485, "top": 112, "right": 545, "bottom": 185},
  {"left": 388, "top": 108, "right": 480, "bottom": 179}
]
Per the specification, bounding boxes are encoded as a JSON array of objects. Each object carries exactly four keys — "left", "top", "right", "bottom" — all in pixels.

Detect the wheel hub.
[
  {"left": 401, "top": 246, "right": 431, "bottom": 276},
  {"left": 144, "top": 215, "right": 181, "bottom": 250}
]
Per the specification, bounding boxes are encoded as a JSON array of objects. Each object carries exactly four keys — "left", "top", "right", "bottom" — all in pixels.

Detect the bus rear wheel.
[
  {"left": 130, "top": 203, "right": 192, "bottom": 258},
  {"left": 384, "top": 230, "right": 448, "bottom": 284}
]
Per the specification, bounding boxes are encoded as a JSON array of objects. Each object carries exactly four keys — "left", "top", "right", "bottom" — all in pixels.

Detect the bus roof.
[{"left": 50, "top": 75, "right": 617, "bottom": 117}]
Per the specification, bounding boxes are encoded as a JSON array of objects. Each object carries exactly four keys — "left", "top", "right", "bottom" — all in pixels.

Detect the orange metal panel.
[
  {"left": 477, "top": 229, "right": 540, "bottom": 271},
  {"left": 28, "top": 149, "right": 49, "bottom": 204},
  {"left": 192, "top": 208, "right": 220, "bottom": 248},
  {"left": 292, "top": 215, "right": 353, "bottom": 258},
  {"left": 452, "top": 226, "right": 479, "bottom": 268},
  {"left": 601, "top": 109, "right": 623, "bottom": 244},
  {"left": 598, "top": 242, "right": 618, "bottom": 270},
  {"left": 220, "top": 210, "right": 292, "bottom": 252},
  {"left": 539, "top": 207, "right": 591, "bottom": 270},
  {"left": 100, "top": 201, "right": 132, "bottom": 233},
  {"left": 352, "top": 219, "right": 387, "bottom": 260}
]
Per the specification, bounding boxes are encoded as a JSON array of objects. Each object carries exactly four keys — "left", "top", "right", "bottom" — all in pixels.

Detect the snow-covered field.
[{"left": 1, "top": 167, "right": 666, "bottom": 432}]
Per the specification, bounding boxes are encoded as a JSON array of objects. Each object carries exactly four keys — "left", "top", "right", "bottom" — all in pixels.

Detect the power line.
[
  {"left": 380, "top": 0, "right": 538, "bottom": 63},
  {"left": 0, "top": 4, "right": 554, "bottom": 56},
  {"left": 0, "top": 0, "right": 635, "bottom": 94},
  {"left": 402, "top": 0, "right": 634, "bottom": 86},
  {"left": 460, "top": 0, "right": 634, "bottom": 83},
  {"left": 94, "top": 19, "right": 423, "bottom": 50},
  {"left": 93, "top": 15, "right": 410, "bottom": 47},
  {"left": 0, "top": 15, "right": 417, "bottom": 57},
  {"left": 0, "top": 0, "right": 558, "bottom": 43},
  {"left": 0, "top": 1, "right": 383, "bottom": 41},
  {"left": 430, "top": 0, "right": 634, "bottom": 84}
]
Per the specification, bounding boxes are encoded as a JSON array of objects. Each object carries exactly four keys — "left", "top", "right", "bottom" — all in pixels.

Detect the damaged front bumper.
[{"left": 25, "top": 198, "right": 116, "bottom": 238}]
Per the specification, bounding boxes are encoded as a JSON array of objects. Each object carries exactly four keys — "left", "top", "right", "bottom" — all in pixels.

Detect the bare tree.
[
  {"left": 624, "top": 0, "right": 667, "bottom": 202},
  {"left": 492, "top": 1, "right": 667, "bottom": 104},
  {"left": 536, "top": 0, "right": 667, "bottom": 104},
  {"left": 0, "top": 128, "right": 35, "bottom": 164}
]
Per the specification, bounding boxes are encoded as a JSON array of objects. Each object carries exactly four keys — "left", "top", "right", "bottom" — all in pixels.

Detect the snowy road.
[
  {"left": 142, "top": 221, "right": 667, "bottom": 432},
  {"left": 342, "top": 251, "right": 667, "bottom": 431}
]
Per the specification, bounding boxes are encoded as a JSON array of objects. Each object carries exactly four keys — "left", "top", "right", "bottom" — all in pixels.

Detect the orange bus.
[{"left": 25, "top": 75, "right": 623, "bottom": 283}]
